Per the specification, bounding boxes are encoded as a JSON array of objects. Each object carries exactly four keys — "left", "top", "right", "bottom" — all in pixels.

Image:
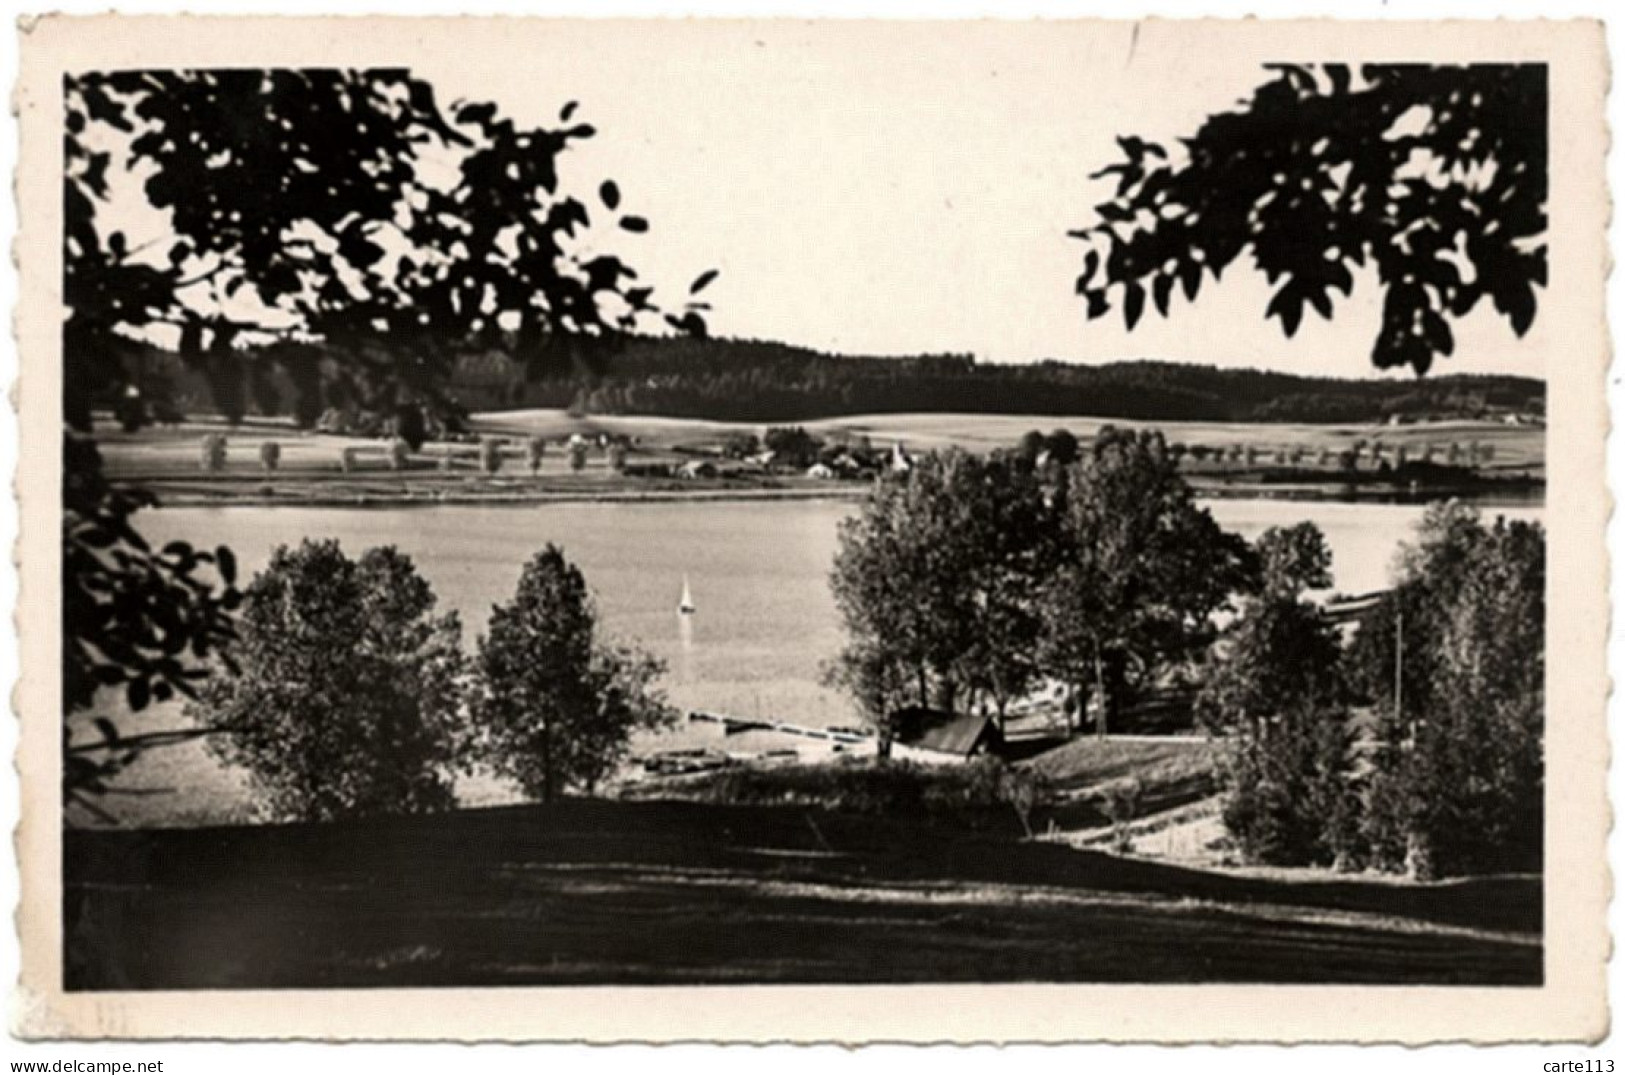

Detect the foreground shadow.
[{"left": 65, "top": 799, "right": 1541, "bottom": 990}]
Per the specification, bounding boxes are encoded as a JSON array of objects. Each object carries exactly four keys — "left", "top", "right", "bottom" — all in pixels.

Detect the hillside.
[
  {"left": 118, "top": 336, "right": 1545, "bottom": 428},
  {"left": 454, "top": 337, "right": 1545, "bottom": 424}
]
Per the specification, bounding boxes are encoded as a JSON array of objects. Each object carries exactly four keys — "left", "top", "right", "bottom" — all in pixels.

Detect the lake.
[{"left": 93, "top": 495, "right": 1543, "bottom": 826}]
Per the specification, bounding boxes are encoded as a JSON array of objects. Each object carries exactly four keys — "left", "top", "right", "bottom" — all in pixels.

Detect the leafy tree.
[
  {"left": 1017, "top": 429, "right": 1047, "bottom": 463},
  {"left": 473, "top": 546, "right": 673, "bottom": 800},
  {"left": 1073, "top": 64, "right": 1546, "bottom": 374},
  {"left": 193, "top": 540, "right": 466, "bottom": 822},
  {"left": 828, "top": 451, "right": 1057, "bottom": 729},
  {"left": 1356, "top": 505, "right": 1544, "bottom": 877},
  {"left": 1045, "top": 428, "right": 1081, "bottom": 467},
  {"left": 1198, "top": 524, "right": 1356, "bottom": 866},
  {"left": 1254, "top": 520, "right": 1333, "bottom": 597},
  {"left": 764, "top": 426, "right": 822, "bottom": 468},
  {"left": 392, "top": 405, "right": 429, "bottom": 451},
  {"left": 258, "top": 441, "right": 280, "bottom": 473},
  {"left": 199, "top": 433, "right": 227, "bottom": 472},
  {"left": 1039, "top": 428, "right": 1252, "bottom": 735},
  {"left": 722, "top": 431, "right": 761, "bottom": 459},
  {"left": 526, "top": 435, "right": 548, "bottom": 474},
  {"left": 479, "top": 437, "right": 504, "bottom": 475}
]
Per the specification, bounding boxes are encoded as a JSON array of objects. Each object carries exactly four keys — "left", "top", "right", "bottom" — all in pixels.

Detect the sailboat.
[{"left": 677, "top": 574, "right": 695, "bottom": 616}]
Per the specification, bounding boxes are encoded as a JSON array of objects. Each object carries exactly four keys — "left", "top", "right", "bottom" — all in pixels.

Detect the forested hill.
[{"left": 452, "top": 336, "right": 1545, "bottom": 425}]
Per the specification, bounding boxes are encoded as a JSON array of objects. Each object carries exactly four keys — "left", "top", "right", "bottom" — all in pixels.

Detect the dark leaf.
[
  {"left": 619, "top": 216, "right": 649, "bottom": 234},
  {"left": 1123, "top": 283, "right": 1146, "bottom": 331},
  {"left": 1152, "top": 274, "right": 1173, "bottom": 317},
  {"left": 216, "top": 546, "right": 237, "bottom": 586},
  {"left": 599, "top": 180, "right": 621, "bottom": 211},
  {"left": 1267, "top": 286, "right": 1304, "bottom": 338},
  {"left": 689, "top": 269, "right": 720, "bottom": 295},
  {"left": 455, "top": 102, "right": 497, "bottom": 127}
]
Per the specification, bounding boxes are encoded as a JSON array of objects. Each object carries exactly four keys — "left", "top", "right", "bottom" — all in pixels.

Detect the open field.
[{"left": 65, "top": 798, "right": 1540, "bottom": 989}]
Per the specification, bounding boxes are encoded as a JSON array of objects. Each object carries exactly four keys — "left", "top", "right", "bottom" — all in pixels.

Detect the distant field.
[
  {"left": 65, "top": 798, "right": 1540, "bottom": 989},
  {"left": 474, "top": 408, "right": 1545, "bottom": 469}
]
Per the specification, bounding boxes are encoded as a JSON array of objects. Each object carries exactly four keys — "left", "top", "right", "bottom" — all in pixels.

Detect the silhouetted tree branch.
[{"left": 1073, "top": 64, "right": 1547, "bottom": 375}]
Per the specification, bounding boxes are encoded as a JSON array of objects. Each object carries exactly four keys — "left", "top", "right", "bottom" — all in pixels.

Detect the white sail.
[{"left": 678, "top": 574, "right": 695, "bottom": 615}]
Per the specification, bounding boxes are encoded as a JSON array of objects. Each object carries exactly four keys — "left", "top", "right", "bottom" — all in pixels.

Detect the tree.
[
  {"left": 1073, "top": 65, "right": 1546, "bottom": 374},
  {"left": 1045, "top": 428, "right": 1081, "bottom": 467},
  {"left": 828, "top": 451, "right": 1058, "bottom": 731},
  {"left": 722, "top": 431, "right": 762, "bottom": 459},
  {"left": 192, "top": 540, "right": 466, "bottom": 822},
  {"left": 764, "top": 426, "right": 822, "bottom": 468},
  {"left": 1197, "top": 524, "right": 1357, "bottom": 866},
  {"left": 1254, "top": 521, "right": 1333, "bottom": 597},
  {"left": 526, "top": 435, "right": 548, "bottom": 474},
  {"left": 199, "top": 433, "right": 227, "bottom": 472},
  {"left": 1039, "top": 428, "right": 1252, "bottom": 735},
  {"left": 1355, "top": 504, "right": 1544, "bottom": 877},
  {"left": 1017, "top": 429, "right": 1047, "bottom": 464},
  {"left": 473, "top": 546, "right": 673, "bottom": 800},
  {"left": 480, "top": 437, "right": 504, "bottom": 475}
]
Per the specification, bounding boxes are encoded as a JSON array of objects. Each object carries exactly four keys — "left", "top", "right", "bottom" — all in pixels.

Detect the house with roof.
[{"left": 887, "top": 706, "right": 1004, "bottom": 763}]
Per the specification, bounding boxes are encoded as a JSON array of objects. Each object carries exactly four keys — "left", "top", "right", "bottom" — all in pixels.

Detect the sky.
[{"left": 114, "top": 21, "right": 1550, "bottom": 381}]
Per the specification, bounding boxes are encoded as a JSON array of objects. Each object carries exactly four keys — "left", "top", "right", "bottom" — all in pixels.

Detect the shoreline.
[{"left": 126, "top": 477, "right": 1547, "bottom": 510}]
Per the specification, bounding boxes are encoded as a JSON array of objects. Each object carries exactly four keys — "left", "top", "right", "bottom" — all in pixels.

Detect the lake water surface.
[{"left": 103, "top": 495, "right": 1542, "bottom": 825}]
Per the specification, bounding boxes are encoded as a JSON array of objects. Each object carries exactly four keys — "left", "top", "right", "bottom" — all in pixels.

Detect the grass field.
[{"left": 64, "top": 798, "right": 1540, "bottom": 989}]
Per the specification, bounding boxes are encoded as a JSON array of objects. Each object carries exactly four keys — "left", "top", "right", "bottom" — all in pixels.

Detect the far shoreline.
[{"left": 131, "top": 476, "right": 1546, "bottom": 511}]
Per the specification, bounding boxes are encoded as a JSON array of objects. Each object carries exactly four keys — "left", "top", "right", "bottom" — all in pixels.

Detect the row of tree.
[{"left": 185, "top": 541, "right": 669, "bottom": 823}]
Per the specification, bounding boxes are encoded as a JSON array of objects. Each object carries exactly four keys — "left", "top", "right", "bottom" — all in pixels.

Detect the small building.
[{"left": 888, "top": 706, "right": 1003, "bottom": 762}]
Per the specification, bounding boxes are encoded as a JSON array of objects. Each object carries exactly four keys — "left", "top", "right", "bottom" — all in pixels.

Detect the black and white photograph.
[{"left": 11, "top": 14, "right": 1610, "bottom": 1045}]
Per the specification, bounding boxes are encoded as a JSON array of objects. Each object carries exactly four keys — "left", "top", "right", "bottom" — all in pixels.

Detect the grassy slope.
[
  {"left": 1021, "top": 737, "right": 1223, "bottom": 832},
  {"left": 65, "top": 799, "right": 1539, "bottom": 990}
]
